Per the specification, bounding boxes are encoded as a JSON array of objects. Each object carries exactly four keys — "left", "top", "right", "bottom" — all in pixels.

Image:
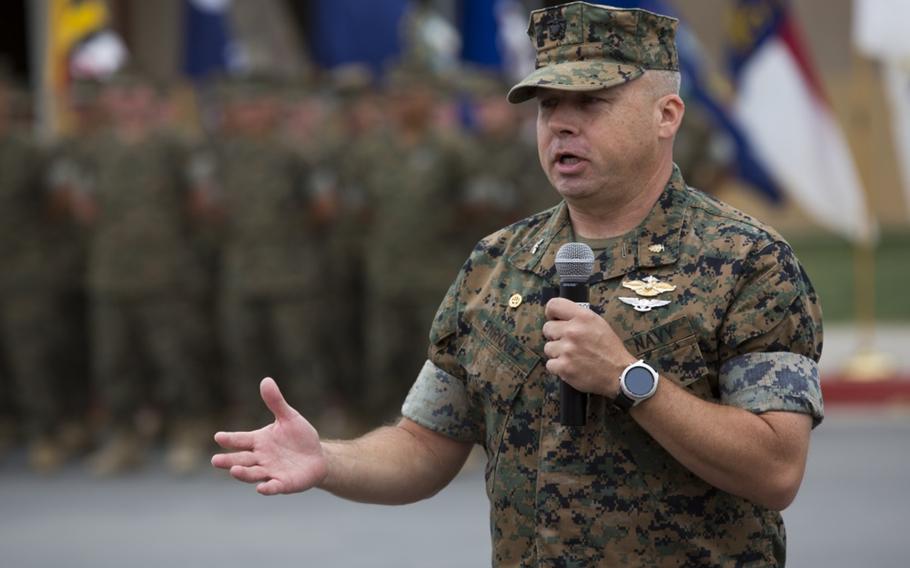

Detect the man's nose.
[{"left": 546, "top": 104, "right": 581, "bottom": 137}]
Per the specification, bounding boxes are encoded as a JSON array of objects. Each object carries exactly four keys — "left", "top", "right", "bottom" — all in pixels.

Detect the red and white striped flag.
[{"left": 729, "top": 0, "right": 875, "bottom": 242}]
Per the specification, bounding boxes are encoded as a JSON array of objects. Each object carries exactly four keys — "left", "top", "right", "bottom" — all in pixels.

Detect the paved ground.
[{"left": 1, "top": 408, "right": 908, "bottom": 567}]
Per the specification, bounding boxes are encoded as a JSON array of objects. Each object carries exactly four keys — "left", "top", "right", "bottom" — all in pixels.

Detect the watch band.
[{"left": 613, "top": 390, "right": 637, "bottom": 411}]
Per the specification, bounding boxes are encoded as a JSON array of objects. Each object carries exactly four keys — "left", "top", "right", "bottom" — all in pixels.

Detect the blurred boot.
[
  {"left": 165, "top": 419, "right": 211, "bottom": 476},
  {"left": 88, "top": 428, "right": 145, "bottom": 476},
  {"left": 57, "top": 420, "right": 92, "bottom": 457},
  {"left": 27, "top": 436, "right": 68, "bottom": 474}
]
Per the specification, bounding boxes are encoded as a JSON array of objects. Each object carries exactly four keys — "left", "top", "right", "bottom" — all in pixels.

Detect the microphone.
[{"left": 554, "top": 242, "right": 596, "bottom": 427}]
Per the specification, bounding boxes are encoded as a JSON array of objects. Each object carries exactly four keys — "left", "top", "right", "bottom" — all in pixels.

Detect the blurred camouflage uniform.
[
  {"left": 197, "top": 82, "right": 329, "bottom": 428},
  {"left": 361, "top": 71, "right": 471, "bottom": 419},
  {"left": 0, "top": 82, "right": 87, "bottom": 471},
  {"left": 80, "top": 109, "right": 211, "bottom": 473},
  {"left": 402, "top": 4, "right": 824, "bottom": 566},
  {"left": 461, "top": 70, "right": 556, "bottom": 244},
  {"left": 40, "top": 78, "right": 104, "bottom": 460},
  {"left": 674, "top": 103, "right": 732, "bottom": 196},
  {"left": 318, "top": 66, "right": 382, "bottom": 415}
]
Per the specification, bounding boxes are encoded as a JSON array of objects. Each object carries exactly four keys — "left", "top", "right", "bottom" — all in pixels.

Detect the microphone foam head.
[{"left": 555, "top": 242, "right": 595, "bottom": 284}]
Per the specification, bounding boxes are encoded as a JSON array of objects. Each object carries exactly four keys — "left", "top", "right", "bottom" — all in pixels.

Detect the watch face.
[{"left": 625, "top": 366, "right": 655, "bottom": 397}]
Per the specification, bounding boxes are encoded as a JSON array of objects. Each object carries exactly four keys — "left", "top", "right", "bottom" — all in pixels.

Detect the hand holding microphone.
[{"left": 544, "top": 242, "right": 637, "bottom": 426}]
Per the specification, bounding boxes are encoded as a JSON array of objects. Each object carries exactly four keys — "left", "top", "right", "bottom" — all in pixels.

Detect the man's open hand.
[{"left": 212, "top": 377, "right": 327, "bottom": 495}]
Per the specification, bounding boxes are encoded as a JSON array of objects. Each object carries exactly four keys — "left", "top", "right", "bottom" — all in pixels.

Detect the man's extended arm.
[{"left": 212, "top": 378, "right": 472, "bottom": 503}]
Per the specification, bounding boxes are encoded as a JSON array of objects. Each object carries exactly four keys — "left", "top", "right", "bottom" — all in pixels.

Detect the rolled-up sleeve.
[
  {"left": 720, "top": 351, "right": 824, "bottom": 427},
  {"left": 402, "top": 360, "right": 481, "bottom": 443}
]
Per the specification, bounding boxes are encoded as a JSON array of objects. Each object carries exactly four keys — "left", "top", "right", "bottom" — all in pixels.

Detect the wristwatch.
[{"left": 614, "top": 359, "right": 660, "bottom": 411}]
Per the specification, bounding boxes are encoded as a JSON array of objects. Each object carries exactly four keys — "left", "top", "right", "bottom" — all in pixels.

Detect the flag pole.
[
  {"left": 843, "top": 54, "right": 896, "bottom": 382},
  {"left": 29, "top": 0, "right": 54, "bottom": 140}
]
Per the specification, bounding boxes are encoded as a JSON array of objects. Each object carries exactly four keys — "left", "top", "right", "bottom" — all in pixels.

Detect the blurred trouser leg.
[
  {"left": 325, "top": 238, "right": 366, "bottom": 425},
  {"left": 56, "top": 288, "right": 92, "bottom": 455},
  {"left": 365, "top": 293, "right": 436, "bottom": 424},
  {"left": 269, "top": 298, "right": 333, "bottom": 429},
  {"left": 0, "top": 370, "right": 13, "bottom": 459},
  {"left": 140, "top": 297, "right": 211, "bottom": 474},
  {"left": 2, "top": 294, "right": 68, "bottom": 472},
  {"left": 87, "top": 296, "right": 146, "bottom": 476},
  {"left": 220, "top": 292, "right": 270, "bottom": 430}
]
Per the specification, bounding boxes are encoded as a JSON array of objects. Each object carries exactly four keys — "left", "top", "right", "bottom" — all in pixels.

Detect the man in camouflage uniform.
[
  {"left": 317, "top": 65, "right": 383, "bottom": 428},
  {"left": 193, "top": 79, "right": 331, "bottom": 431},
  {"left": 0, "top": 78, "right": 86, "bottom": 472},
  {"left": 75, "top": 75, "right": 212, "bottom": 475},
  {"left": 359, "top": 67, "right": 470, "bottom": 421},
  {"left": 213, "top": 4, "right": 823, "bottom": 567},
  {"left": 461, "top": 68, "right": 556, "bottom": 244}
]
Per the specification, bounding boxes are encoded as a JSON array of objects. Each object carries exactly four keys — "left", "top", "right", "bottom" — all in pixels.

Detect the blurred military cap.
[
  {"left": 213, "top": 73, "right": 281, "bottom": 104},
  {"left": 331, "top": 63, "right": 375, "bottom": 98},
  {"left": 459, "top": 65, "right": 511, "bottom": 98},
  {"left": 106, "top": 67, "right": 153, "bottom": 88},
  {"left": 508, "top": 1, "right": 678, "bottom": 104}
]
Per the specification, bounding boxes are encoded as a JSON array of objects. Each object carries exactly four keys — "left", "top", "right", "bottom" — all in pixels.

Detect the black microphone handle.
[{"left": 558, "top": 281, "right": 589, "bottom": 426}]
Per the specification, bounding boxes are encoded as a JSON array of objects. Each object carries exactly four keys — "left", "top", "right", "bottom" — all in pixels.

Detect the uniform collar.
[{"left": 508, "top": 165, "right": 690, "bottom": 284}]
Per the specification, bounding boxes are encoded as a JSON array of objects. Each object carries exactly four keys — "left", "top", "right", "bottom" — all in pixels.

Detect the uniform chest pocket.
[
  {"left": 457, "top": 318, "right": 540, "bottom": 446},
  {"left": 623, "top": 316, "right": 712, "bottom": 398}
]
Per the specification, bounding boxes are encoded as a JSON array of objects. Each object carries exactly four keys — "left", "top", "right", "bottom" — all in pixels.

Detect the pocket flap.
[{"left": 623, "top": 316, "right": 708, "bottom": 388}]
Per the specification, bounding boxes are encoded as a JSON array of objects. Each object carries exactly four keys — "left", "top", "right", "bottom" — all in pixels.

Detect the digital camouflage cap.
[{"left": 507, "top": 1, "right": 679, "bottom": 103}]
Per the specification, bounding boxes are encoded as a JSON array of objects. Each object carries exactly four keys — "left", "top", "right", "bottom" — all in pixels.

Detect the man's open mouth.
[{"left": 556, "top": 152, "right": 584, "bottom": 166}]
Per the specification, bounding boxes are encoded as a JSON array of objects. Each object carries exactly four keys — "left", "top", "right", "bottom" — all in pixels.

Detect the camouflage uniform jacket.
[
  {"left": 403, "top": 167, "right": 824, "bottom": 567},
  {"left": 363, "top": 128, "right": 468, "bottom": 299},
  {"left": 0, "top": 132, "right": 77, "bottom": 294},
  {"left": 84, "top": 132, "right": 205, "bottom": 296},
  {"left": 462, "top": 131, "right": 556, "bottom": 240},
  {"left": 204, "top": 136, "right": 321, "bottom": 296}
]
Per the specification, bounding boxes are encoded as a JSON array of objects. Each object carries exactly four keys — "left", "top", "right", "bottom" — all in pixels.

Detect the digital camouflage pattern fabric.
[
  {"left": 508, "top": 2, "right": 679, "bottom": 103},
  {"left": 403, "top": 167, "right": 823, "bottom": 566}
]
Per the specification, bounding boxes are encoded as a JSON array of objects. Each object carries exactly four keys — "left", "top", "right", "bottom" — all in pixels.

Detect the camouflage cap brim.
[{"left": 507, "top": 60, "right": 644, "bottom": 104}]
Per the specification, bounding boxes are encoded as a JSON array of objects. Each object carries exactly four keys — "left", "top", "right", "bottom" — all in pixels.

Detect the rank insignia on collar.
[
  {"left": 619, "top": 297, "right": 671, "bottom": 312},
  {"left": 622, "top": 275, "right": 676, "bottom": 297}
]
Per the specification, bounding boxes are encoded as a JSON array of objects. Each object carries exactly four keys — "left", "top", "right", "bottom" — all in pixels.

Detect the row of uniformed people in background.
[{"left": 0, "top": 65, "right": 559, "bottom": 476}]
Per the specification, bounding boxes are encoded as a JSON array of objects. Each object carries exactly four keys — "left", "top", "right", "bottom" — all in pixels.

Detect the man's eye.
[{"left": 539, "top": 98, "right": 557, "bottom": 109}]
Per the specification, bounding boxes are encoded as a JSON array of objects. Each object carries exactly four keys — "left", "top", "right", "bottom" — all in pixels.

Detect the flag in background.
[
  {"left": 307, "top": 0, "right": 409, "bottom": 75},
  {"left": 729, "top": 0, "right": 873, "bottom": 242},
  {"left": 854, "top": 0, "right": 910, "bottom": 220},
  {"left": 182, "top": 0, "right": 238, "bottom": 79},
  {"left": 45, "top": 0, "right": 124, "bottom": 132},
  {"left": 599, "top": 0, "right": 783, "bottom": 203}
]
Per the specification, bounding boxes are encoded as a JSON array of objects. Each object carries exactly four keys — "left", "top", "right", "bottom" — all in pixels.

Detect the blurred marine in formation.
[
  {"left": 0, "top": 77, "right": 87, "bottom": 473},
  {"left": 359, "top": 67, "right": 471, "bottom": 421},
  {"left": 192, "top": 77, "right": 333, "bottom": 432},
  {"left": 69, "top": 73, "right": 212, "bottom": 476}
]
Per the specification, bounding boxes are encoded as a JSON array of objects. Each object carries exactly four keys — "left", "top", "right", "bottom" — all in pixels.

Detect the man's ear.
[{"left": 657, "top": 94, "right": 685, "bottom": 140}]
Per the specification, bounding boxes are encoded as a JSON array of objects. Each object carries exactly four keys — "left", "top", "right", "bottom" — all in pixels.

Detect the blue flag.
[
  {"left": 182, "top": 0, "right": 235, "bottom": 79},
  {"left": 590, "top": 0, "right": 784, "bottom": 203},
  {"left": 307, "top": 0, "right": 409, "bottom": 74}
]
